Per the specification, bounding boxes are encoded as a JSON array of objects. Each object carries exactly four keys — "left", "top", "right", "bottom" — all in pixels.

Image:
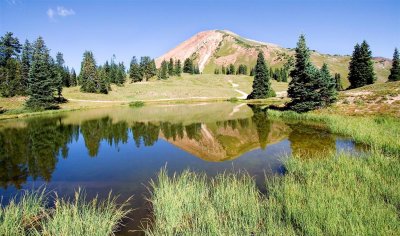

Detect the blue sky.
[{"left": 1, "top": 0, "right": 399, "bottom": 71}]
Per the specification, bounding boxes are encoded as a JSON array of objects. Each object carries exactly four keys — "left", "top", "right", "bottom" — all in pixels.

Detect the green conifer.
[
  {"left": 247, "top": 52, "right": 275, "bottom": 99},
  {"left": 388, "top": 48, "right": 400, "bottom": 81}
]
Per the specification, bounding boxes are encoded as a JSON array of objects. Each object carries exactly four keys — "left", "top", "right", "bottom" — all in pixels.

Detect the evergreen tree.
[
  {"left": 140, "top": 56, "right": 156, "bottom": 81},
  {"left": 109, "top": 55, "right": 118, "bottom": 84},
  {"left": 129, "top": 56, "right": 142, "bottom": 82},
  {"left": 69, "top": 68, "right": 77, "bottom": 86},
  {"left": 281, "top": 68, "right": 288, "bottom": 82},
  {"left": 227, "top": 64, "right": 235, "bottom": 75},
  {"left": 168, "top": 58, "right": 174, "bottom": 76},
  {"left": 247, "top": 52, "right": 275, "bottom": 99},
  {"left": 287, "top": 35, "right": 321, "bottom": 112},
  {"left": 388, "top": 48, "right": 400, "bottom": 81},
  {"left": 26, "top": 37, "right": 57, "bottom": 109},
  {"left": 348, "top": 40, "right": 375, "bottom": 88},
  {"left": 159, "top": 60, "right": 169, "bottom": 79},
  {"left": 334, "top": 73, "right": 343, "bottom": 90},
  {"left": 214, "top": 68, "right": 220, "bottom": 74},
  {"left": 54, "top": 52, "right": 67, "bottom": 99},
  {"left": 115, "top": 62, "right": 126, "bottom": 85},
  {"left": 0, "top": 32, "right": 22, "bottom": 97},
  {"left": 20, "top": 40, "right": 33, "bottom": 95},
  {"left": 250, "top": 67, "right": 254, "bottom": 76},
  {"left": 183, "top": 58, "right": 194, "bottom": 74},
  {"left": 318, "top": 63, "right": 337, "bottom": 106},
  {"left": 79, "top": 51, "right": 99, "bottom": 93},
  {"left": 221, "top": 65, "right": 226, "bottom": 74},
  {"left": 98, "top": 67, "right": 109, "bottom": 94},
  {"left": 174, "top": 59, "right": 182, "bottom": 76}
]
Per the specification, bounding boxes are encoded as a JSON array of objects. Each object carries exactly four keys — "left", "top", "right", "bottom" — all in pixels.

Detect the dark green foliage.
[
  {"left": 26, "top": 37, "right": 57, "bottom": 110},
  {"left": 158, "top": 60, "right": 169, "bottom": 80},
  {"left": 129, "top": 56, "right": 142, "bottom": 82},
  {"left": 0, "top": 58, "right": 22, "bottom": 97},
  {"left": 183, "top": 58, "right": 194, "bottom": 74},
  {"left": 140, "top": 56, "right": 157, "bottom": 81},
  {"left": 247, "top": 52, "right": 275, "bottom": 99},
  {"left": 236, "top": 64, "right": 247, "bottom": 75},
  {"left": 115, "top": 62, "right": 126, "bottom": 85},
  {"left": 69, "top": 68, "right": 77, "bottom": 86},
  {"left": 334, "top": 73, "right": 343, "bottom": 90},
  {"left": 0, "top": 32, "right": 21, "bottom": 66},
  {"left": 20, "top": 40, "right": 33, "bottom": 95},
  {"left": 348, "top": 40, "right": 376, "bottom": 88},
  {"left": 287, "top": 35, "right": 323, "bottom": 112},
  {"left": 249, "top": 67, "right": 254, "bottom": 76},
  {"left": 174, "top": 59, "right": 182, "bottom": 76},
  {"left": 79, "top": 51, "right": 101, "bottom": 93},
  {"left": 318, "top": 63, "right": 337, "bottom": 106},
  {"left": 97, "top": 67, "right": 110, "bottom": 94},
  {"left": 388, "top": 48, "right": 400, "bottom": 81},
  {"left": 54, "top": 52, "right": 68, "bottom": 99},
  {"left": 214, "top": 68, "right": 220, "bottom": 74},
  {"left": 0, "top": 32, "right": 22, "bottom": 97},
  {"left": 221, "top": 65, "right": 226, "bottom": 74},
  {"left": 228, "top": 64, "right": 235, "bottom": 75},
  {"left": 168, "top": 58, "right": 174, "bottom": 76}
]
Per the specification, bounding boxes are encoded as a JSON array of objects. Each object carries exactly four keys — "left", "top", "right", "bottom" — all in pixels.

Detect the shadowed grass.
[{"left": 0, "top": 189, "right": 130, "bottom": 236}]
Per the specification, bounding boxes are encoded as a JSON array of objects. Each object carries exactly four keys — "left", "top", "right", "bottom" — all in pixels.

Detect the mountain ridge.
[{"left": 156, "top": 30, "right": 391, "bottom": 87}]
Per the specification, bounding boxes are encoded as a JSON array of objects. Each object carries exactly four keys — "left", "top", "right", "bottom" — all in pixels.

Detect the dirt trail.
[{"left": 228, "top": 80, "right": 248, "bottom": 99}]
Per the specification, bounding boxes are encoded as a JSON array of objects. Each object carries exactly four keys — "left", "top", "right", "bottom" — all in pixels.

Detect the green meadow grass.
[
  {"left": 145, "top": 110, "right": 400, "bottom": 235},
  {"left": 0, "top": 189, "right": 130, "bottom": 236}
]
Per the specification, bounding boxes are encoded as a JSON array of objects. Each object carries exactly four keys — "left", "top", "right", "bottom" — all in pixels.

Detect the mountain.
[{"left": 156, "top": 30, "right": 391, "bottom": 87}]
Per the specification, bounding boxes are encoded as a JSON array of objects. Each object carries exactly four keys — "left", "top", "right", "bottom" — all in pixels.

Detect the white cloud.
[
  {"left": 47, "top": 6, "right": 75, "bottom": 19},
  {"left": 57, "top": 6, "right": 75, "bottom": 17},
  {"left": 47, "top": 8, "right": 55, "bottom": 19}
]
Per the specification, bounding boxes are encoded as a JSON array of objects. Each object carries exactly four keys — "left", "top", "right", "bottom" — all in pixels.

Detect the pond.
[{"left": 0, "top": 102, "right": 364, "bottom": 234}]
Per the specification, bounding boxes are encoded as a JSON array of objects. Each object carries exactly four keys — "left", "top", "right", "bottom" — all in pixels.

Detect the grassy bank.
[
  {"left": 0, "top": 189, "right": 130, "bottom": 236},
  {"left": 145, "top": 110, "right": 400, "bottom": 235}
]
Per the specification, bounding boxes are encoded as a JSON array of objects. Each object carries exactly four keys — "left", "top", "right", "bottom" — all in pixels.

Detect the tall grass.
[
  {"left": 144, "top": 169, "right": 266, "bottom": 235},
  {"left": 145, "top": 110, "right": 400, "bottom": 235},
  {"left": 267, "top": 110, "right": 400, "bottom": 155},
  {"left": 145, "top": 150, "right": 400, "bottom": 235},
  {"left": 0, "top": 189, "right": 130, "bottom": 236}
]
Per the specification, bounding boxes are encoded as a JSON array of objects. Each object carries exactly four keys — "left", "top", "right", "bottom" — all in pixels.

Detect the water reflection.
[{"left": 0, "top": 104, "right": 362, "bottom": 190}]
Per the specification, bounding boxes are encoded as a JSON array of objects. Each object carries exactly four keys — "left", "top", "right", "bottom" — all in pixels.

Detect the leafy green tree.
[
  {"left": 98, "top": 66, "right": 110, "bottom": 94},
  {"left": 26, "top": 37, "right": 57, "bottom": 109},
  {"left": 159, "top": 60, "right": 169, "bottom": 80},
  {"left": 129, "top": 56, "right": 142, "bottom": 82},
  {"left": 334, "top": 73, "right": 343, "bottom": 90},
  {"left": 318, "top": 63, "right": 337, "bottom": 106},
  {"left": 247, "top": 52, "right": 275, "bottom": 99},
  {"left": 348, "top": 40, "right": 376, "bottom": 88},
  {"left": 183, "top": 58, "right": 194, "bottom": 74},
  {"left": 388, "top": 48, "right": 400, "bottom": 81},
  {"left": 287, "top": 35, "right": 321, "bottom": 112},
  {"left": 168, "top": 58, "right": 174, "bottom": 76},
  {"left": 174, "top": 59, "right": 182, "bottom": 76},
  {"left": 20, "top": 40, "right": 33, "bottom": 95},
  {"left": 79, "top": 51, "right": 99, "bottom": 93},
  {"left": 69, "top": 68, "right": 77, "bottom": 86}
]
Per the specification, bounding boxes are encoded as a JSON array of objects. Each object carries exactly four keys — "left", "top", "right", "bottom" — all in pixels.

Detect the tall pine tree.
[
  {"left": 129, "top": 56, "right": 142, "bottom": 82},
  {"left": 334, "top": 73, "right": 343, "bottom": 90},
  {"left": 287, "top": 35, "right": 321, "bottom": 112},
  {"left": 0, "top": 32, "right": 22, "bottom": 97},
  {"left": 247, "top": 52, "right": 275, "bottom": 99},
  {"left": 388, "top": 48, "right": 400, "bottom": 81},
  {"left": 20, "top": 40, "right": 33, "bottom": 95},
  {"left": 159, "top": 60, "right": 169, "bottom": 80},
  {"left": 318, "top": 63, "right": 337, "bottom": 107},
  {"left": 174, "top": 59, "right": 182, "bottom": 76},
  {"left": 69, "top": 68, "right": 77, "bottom": 86},
  {"left": 168, "top": 58, "right": 174, "bottom": 76},
  {"left": 79, "top": 51, "right": 99, "bottom": 93},
  {"left": 26, "top": 37, "right": 57, "bottom": 109},
  {"left": 348, "top": 40, "right": 375, "bottom": 88}
]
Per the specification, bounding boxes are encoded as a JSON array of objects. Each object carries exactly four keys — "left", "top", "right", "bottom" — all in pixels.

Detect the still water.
[{"left": 0, "top": 102, "right": 362, "bottom": 234}]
